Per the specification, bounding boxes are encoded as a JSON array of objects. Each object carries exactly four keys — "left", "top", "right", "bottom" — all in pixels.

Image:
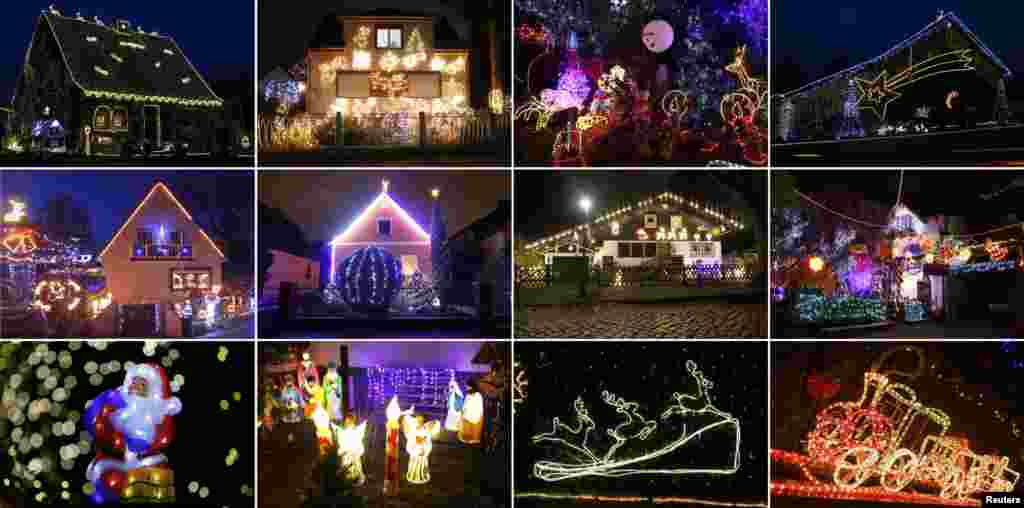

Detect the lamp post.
[{"left": 578, "top": 196, "right": 592, "bottom": 299}]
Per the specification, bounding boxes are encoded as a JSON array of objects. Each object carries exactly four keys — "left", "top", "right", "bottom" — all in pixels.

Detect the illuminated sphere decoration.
[
  {"left": 641, "top": 20, "right": 674, "bottom": 53},
  {"left": 337, "top": 246, "right": 402, "bottom": 312}
]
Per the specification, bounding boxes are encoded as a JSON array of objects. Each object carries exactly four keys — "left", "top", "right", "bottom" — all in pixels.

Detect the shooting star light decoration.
[{"left": 855, "top": 50, "right": 975, "bottom": 122}]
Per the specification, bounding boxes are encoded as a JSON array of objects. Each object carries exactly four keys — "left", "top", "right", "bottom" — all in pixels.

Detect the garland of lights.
[
  {"left": 368, "top": 73, "right": 409, "bottom": 97},
  {"left": 531, "top": 360, "right": 740, "bottom": 481},
  {"left": 524, "top": 192, "right": 742, "bottom": 250},
  {"left": 83, "top": 90, "right": 221, "bottom": 108}
]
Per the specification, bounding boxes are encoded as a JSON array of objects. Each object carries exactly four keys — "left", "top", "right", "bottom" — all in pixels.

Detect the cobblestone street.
[{"left": 516, "top": 302, "right": 768, "bottom": 338}]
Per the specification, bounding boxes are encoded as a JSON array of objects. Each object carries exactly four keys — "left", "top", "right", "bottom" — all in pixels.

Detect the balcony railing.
[{"left": 132, "top": 243, "right": 193, "bottom": 259}]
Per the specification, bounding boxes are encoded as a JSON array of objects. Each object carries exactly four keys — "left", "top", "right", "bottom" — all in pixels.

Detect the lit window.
[
  {"left": 112, "top": 109, "right": 126, "bottom": 129},
  {"left": 690, "top": 243, "right": 713, "bottom": 257},
  {"left": 377, "top": 218, "right": 392, "bottom": 237},
  {"left": 644, "top": 214, "right": 658, "bottom": 228},
  {"left": 376, "top": 27, "right": 402, "bottom": 49},
  {"left": 401, "top": 255, "right": 419, "bottom": 275},
  {"left": 94, "top": 107, "right": 111, "bottom": 129},
  {"left": 171, "top": 269, "right": 212, "bottom": 290}
]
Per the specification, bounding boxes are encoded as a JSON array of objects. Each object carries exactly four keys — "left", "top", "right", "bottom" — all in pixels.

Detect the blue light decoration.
[
  {"left": 180, "top": 245, "right": 192, "bottom": 257},
  {"left": 556, "top": 66, "right": 592, "bottom": 110},
  {"left": 337, "top": 246, "right": 402, "bottom": 312},
  {"left": 903, "top": 301, "right": 927, "bottom": 323},
  {"left": 950, "top": 260, "right": 1016, "bottom": 274},
  {"left": 796, "top": 289, "right": 885, "bottom": 324}
]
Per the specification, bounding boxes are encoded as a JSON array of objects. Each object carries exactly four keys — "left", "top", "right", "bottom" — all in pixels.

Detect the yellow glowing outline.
[
  {"left": 99, "top": 182, "right": 225, "bottom": 259},
  {"left": 855, "top": 50, "right": 975, "bottom": 121}
]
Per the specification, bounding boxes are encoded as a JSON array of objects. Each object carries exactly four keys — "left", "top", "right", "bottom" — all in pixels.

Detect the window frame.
[
  {"left": 375, "top": 26, "right": 403, "bottom": 49},
  {"left": 170, "top": 268, "right": 213, "bottom": 291},
  {"left": 377, "top": 218, "right": 392, "bottom": 237}
]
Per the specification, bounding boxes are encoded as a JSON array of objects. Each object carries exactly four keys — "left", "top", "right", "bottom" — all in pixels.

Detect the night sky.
[
  {"left": 774, "top": 170, "right": 1024, "bottom": 225},
  {"left": 0, "top": 1, "right": 254, "bottom": 104},
  {"left": 258, "top": 170, "right": 511, "bottom": 247},
  {"left": 257, "top": 0, "right": 474, "bottom": 76},
  {"left": 515, "top": 342, "right": 768, "bottom": 499},
  {"left": 772, "top": 1, "right": 1024, "bottom": 93},
  {"left": 773, "top": 342, "right": 1024, "bottom": 478},
  {"left": 0, "top": 341, "right": 255, "bottom": 507},
  {"left": 515, "top": 171, "right": 767, "bottom": 241},
  {"left": 0, "top": 170, "right": 255, "bottom": 263}
]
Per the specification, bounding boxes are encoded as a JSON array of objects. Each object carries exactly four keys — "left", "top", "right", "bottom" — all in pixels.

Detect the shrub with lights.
[{"left": 335, "top": 246, "right": 402, "bottom": 313}]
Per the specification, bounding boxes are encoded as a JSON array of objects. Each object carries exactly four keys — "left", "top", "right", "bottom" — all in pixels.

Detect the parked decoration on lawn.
[
  {"left": 337, "top": 246, "right": 402, "bottom": 312},
  {"left": 384, "top": 396, "right": 414, "bottom": 495},
  {"left": 855, "top": 50, "right": 975, "bottom": 122},
  {"left": 446, "top": 374, "right": 465, "bottom": 431},
  {"left": 323, "top": 362, "right": 344, "bottom": 422},
  {"left": 460, "top": 391, "right": 484, "bottom": 444},
  {"left": 3, "top": 199, "right": 27, "bottom": 223},
  {"left": 32, "top": 279, "right": 83, "bottom": 313},
  {"left": 336, "top": 415, "right": 367, "bottom": 485},
  {"left": 83, "top": 363, "right": 182, "bottom": 504},
  {"left": 531, "top": 360, "right": 740, "bottom": 481},
  {"left": 795, "top": 372, "right": 1019, "bottom": 500},
  {"left": 641, "top": 20, "right": 674, "bottom": 53},
  {"left": 721, "top": 45, "right": 766, "bottom": 128},
  {"left": 405, "top": 415, "right": 442, "bottom": 484},
  {"left": 279, "top": 374, "right": 305, "bottom": 423},
  {"left": 515, "top": 96, "right": 556, "bottom": 131}
]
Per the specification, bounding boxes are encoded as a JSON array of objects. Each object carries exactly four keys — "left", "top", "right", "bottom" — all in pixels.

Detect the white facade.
[{"left": 544, "top": 240, "right": 723, "bottom": 267}]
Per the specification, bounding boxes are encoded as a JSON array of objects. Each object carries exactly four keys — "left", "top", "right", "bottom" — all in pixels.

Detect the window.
[
  {"left": 644, "top": 243, "right": 657, "bottom": 257},
  {"left": 644, "top": 214, "right": 658, "bottom": 228},
  {"left": 618, "top": 242, "right": 629, "bottom": 258},
  {"left": 690, "top": 243, "right": 713, "bottom": 257},
  {"left": 171, "top": 269, "right": 212, "bottom": 290},
  {"left": 376, "top": 27, "right": 403, "bottom": 49},
  {"left": 137, "top": 229, "right": 153, "bottom": 246},
  {"left": 671, "top": 216, "right": 683, "bottom": 230},
  {"left": 377, "top": 218, "right": 391, "bottom": 237},
  {"left": 94, "top": 107, "right": 111, "bottom": 130},
  {"left": 112, "top": 109, "right": 126, "bottom": 129}
]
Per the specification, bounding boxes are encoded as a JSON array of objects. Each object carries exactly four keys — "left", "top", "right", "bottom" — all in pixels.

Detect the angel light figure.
[
  {"left": 404, "top": 415, "right": 442, "bottom": 484},
  {"left": 445, "top": 373, "right": 464, "bottom": 431},
  {"left": 336, "top": 415, "right": 367, "bottom": 485},
  {"left": 459, "top": 387, "right": 484, "bottom": 444}
]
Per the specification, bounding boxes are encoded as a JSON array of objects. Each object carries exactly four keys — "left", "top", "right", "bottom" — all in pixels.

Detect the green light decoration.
[{"left": 83, "top": 90, "right": 223, "bottom": 108}]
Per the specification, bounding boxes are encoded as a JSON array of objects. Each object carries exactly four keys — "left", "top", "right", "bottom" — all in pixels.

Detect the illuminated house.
[
  {"left": 306, "top": 9, "right": 471, "bottom": 119},
  {"left": 523, "top": 193, "right": 745, "bottom": 268},
  {"left": 328, "top": 180, "right": 431, "bottom": 285},
  {"left": 13, "top": 7, "right": 224, "bottom": 155},
  {"left": 773, "top": 11, "right": 1012, "bottom": 142},
  {"left": 99, "top": 182, "right": 225, "bottom": 336}
]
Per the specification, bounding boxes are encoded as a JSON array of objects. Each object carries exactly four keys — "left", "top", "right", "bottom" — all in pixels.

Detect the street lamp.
[{"left": 578, "top": 196, "right": 593, "bottom": 298}]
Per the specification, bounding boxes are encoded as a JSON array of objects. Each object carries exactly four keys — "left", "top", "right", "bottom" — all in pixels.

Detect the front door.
[{"left": 143, "top": 105, "right": 161, "bottom": 146}]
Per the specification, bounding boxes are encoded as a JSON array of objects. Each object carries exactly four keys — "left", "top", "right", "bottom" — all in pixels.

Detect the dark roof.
[
  {"left": 446, "top": 200, "right": 510, "bottom": 245},
  {"left": 39, "top": 13, "right": 222, "bottom": 106},
  {"left": 779, "top": 12, "right": 1012, "bottom": 98},
  {"left": 308, "top": 11, "right": 469, "bottom": 50}
]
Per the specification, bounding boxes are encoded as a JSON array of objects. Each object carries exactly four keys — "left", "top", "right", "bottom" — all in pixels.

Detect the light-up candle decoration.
[
  {"left": 336, "top": 415, "right": 368, "bottom": 485},
  {"left": 383, "top": 396, "right": 413, "bottom": 495},
  {"left": 405, "top": 415, "right": 442, "bottom": 484},
  {"left": 459, "top": 390, "right": 483, "bottom": 445},
  {"left": 445, "top": 374, "right": 464, "bottom": 431}
]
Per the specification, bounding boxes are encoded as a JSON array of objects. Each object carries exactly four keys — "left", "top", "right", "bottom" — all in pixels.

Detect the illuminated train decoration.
[{"left": 802, "top": 372, "right": 1019, "bottom": 499}]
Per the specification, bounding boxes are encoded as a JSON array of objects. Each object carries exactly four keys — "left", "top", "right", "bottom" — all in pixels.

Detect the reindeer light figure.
[{"left": 532, "top": 359, "right": 741, "bottom": 481}]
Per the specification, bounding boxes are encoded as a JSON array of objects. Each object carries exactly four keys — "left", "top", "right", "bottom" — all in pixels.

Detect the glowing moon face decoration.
[{"left": 642, "top": 20, "right": 674, "bottom": 53}]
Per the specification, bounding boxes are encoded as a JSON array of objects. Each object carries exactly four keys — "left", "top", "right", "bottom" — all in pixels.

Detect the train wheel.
[
  {"left": 834, "top": 446, "right": 879, "bottom": 489},
  {"left": 881, "top": 449, "right": 919, "bottom": 492}
]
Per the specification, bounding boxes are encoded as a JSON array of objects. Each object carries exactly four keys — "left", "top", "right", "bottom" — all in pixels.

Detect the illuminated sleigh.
[
  {"left": 531, "top": 360, "right": 740, "bottom": 481},
  {"left": 805, "top": 372, "right": 1019, "bottom": 499}
]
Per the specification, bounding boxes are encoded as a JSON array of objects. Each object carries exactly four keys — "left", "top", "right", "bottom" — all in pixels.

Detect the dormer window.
[
  {"left": 375, "top": 27, "right": 402, "bottom": 49},
  {"left": 134, "top": 228, "right": 188, "bottom": 258},
  {"left": 377, "top": 218, "right": 392, "bottom": 237}
]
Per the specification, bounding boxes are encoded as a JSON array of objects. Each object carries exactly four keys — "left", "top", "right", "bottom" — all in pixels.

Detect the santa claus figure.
[{"left": 83, "top": 363, "right": 182, "bottom": 504}]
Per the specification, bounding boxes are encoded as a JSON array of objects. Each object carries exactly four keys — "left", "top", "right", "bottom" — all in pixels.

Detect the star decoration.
[{"left": 854, "top": 71, "right": 902, "bottom": 121}]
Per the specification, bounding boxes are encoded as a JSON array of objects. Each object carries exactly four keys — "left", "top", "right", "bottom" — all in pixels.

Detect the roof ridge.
[
  {"left": 43, "top": 12, "right": 171, "bottom": 40},
  {"left": 777, "top": 12, "right": 1011, "bottom": 99}
]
